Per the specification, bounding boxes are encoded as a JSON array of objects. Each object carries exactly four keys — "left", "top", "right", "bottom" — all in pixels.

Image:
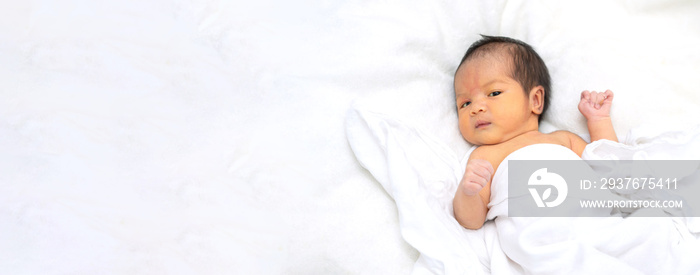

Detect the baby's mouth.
[{"left": 475, "top": 121, "right": 491, "bottom": 129}]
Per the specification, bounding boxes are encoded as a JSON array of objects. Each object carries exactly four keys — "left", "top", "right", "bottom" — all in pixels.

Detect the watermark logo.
[
  {"left": 528, "top": 168, "right": 568, "bottom": 207},
  {"left": 510, "top": 160, "right": 696, "bottom": 217}
]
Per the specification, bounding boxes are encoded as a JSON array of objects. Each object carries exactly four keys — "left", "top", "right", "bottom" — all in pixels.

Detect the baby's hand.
[
  {"left": 460, "top": 159, "right": 494, "bottom": 196},
  {"left": 578, "top": 90, "right": 614, "bottom": 121}
]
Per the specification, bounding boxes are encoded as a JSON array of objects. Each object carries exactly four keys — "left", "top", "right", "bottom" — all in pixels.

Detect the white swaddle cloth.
[
  {"left": 347, "top": 101, "right": 700, "bottom": 274},
  {"left": 487, "top": 143, "right": 700, "bottom": 274}
]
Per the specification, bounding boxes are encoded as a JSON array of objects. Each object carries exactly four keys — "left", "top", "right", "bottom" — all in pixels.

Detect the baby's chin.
[
  {"left": 463, "top": 133, "right": 506, "bottom": 146},
  {"left": 463, "top": 136, "right": 489, "bottom": 146},
  {"left": 468, "top": 140, "right": 498, "bottom": 146}
]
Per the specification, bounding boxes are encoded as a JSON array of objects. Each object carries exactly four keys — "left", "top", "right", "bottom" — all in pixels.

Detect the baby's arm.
[
  {"left": 578, "top": 90, "right": 618, "bottom": 142},
  {"left": 453, "top": 155, "right": 494, "bottom": 230}
]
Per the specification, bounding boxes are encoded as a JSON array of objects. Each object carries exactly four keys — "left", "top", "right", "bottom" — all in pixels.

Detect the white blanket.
[
  {"left": 347, "top": 103, "right": 700, "bottom": 273},
  {"left": 347, "top": 107, "right": 492, "bottom": 274},
  {"left": 489, "top": 143, "right": 700, "bottom": 274},
  {"left": 4, "top": 0, "right": 700, "bottom": 273}
]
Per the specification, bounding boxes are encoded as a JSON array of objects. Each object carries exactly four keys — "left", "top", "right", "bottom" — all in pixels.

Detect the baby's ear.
[{"left": 529, "top": 86, "right": 545, "bottom": 115}]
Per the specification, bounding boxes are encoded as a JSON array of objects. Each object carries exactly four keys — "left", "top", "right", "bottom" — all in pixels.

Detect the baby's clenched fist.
[
  {"left": 578, "top": 89, "right": 614, "bottom": 121},
  {"left": 460, "top": 159, "right": 494, "bottom": 196}
]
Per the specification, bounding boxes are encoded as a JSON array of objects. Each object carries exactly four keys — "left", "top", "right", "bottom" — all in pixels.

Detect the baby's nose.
[{"left": 470, "top": 102, "right": 486, "bottom": 115}]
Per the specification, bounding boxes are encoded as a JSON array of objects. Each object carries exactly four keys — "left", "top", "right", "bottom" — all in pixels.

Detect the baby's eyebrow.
[
  {"left": 455, "top": 79, "right": 507, "bottom": 98},
  {"left": 455, "top": 92, "right": 470, "bottom": 100},
  {"left": 482, "top": 79, "right": 508, "bottom": 87}
]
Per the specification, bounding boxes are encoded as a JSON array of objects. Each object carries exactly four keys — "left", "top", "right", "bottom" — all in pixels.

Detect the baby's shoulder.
[
  {"left": 468, "top": 144, "right": 510, "bottom": 171},
  {"left": 468, "top": 145, "right": 491, "bottom": 161},
  {"left": 547, "top": 130, "right": 575, "bottom": 139},
  {"left": 545, "top": 130, "right": 587, "bottom": 156}
]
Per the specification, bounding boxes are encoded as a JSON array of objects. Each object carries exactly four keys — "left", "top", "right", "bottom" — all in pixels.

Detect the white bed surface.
[{"left": 2, "top": 0, "right": 700, "bottom": 274}]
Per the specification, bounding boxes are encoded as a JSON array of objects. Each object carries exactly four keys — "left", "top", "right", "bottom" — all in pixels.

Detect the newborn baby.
[{"left": 451, "top": 35, "right": 617, "bottom": 229}]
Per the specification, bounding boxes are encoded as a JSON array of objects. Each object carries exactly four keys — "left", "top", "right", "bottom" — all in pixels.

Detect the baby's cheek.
[
  {"left": 458, "top": 121, "right": 470, "bottom": 136},
  {"left": 461, "top": 128, "right": 482, "bottom": 145},
  {"left": 459, "top": 126, "right": 469, "bottom": 140}
]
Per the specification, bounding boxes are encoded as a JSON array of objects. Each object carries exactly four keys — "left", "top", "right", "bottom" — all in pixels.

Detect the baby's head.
[{"left": 454, "top": 35, "right": 551, "bottom": 145}]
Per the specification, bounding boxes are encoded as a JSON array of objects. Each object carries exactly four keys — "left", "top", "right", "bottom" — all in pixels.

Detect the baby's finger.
[
  {"left": 603, "top": 90, "right": 614, "bottom": 102},
  {"left": 477, "top": 159, "right": 495, "bottom": 175},
  {"left": 463, "top": 170, "right": 486, "bottom": 188},
  {"left": 468, "top": 176, "right": 488, "bottom": 189},
  {"left": 462, "top": 183, "right": 482, "bottom": 196},
  {"left": 597, "top": 92, "right": 610, "bottom": 106},
  {"left": 591, "top": 91, "right": 605, "bottom": 109},
  {"left": 471, "top": 162, "right": 492, "bottom": 180},
  {"left": 580, "top": 90, "right": 591, "bottom": 101},
  {"left": 468, "top": 159, "right": 493, "bottom": 180}
]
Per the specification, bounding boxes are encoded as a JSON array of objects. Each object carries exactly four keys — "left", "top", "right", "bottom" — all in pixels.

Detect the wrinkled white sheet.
[
  {"left": 346, "top": 107, "right": 489, "bottom": 274},
  {"left": 347, "top": 104, "right": 700, "bottom": 273},
  {"left": 490, "top": 143, "right": 700, "bottom": 274},
  {"left": 3, "top": 0, "right": 700, "bottom": 273},
  {"left": 344, "top": 0, "right": 700, "bottom": 273}
]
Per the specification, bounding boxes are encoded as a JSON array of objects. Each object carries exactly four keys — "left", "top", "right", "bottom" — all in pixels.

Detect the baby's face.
[{"left": 454, "top": 56, "right": 538, "bottom": 145}]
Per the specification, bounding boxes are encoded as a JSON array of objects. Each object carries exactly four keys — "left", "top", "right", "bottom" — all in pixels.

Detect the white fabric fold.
[
  {"left": 488, "top": 143, "right": 700, "bottom": 274},
  {"left": 347, "top": 100, "right": 700, "bottom": 274},
  {"left": 346, "top": 106, "right": 490, "bottom": 274}
]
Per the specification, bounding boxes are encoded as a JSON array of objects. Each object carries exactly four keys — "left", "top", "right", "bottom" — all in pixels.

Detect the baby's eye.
[
  {"left": 461, "top": 101, "right": 471, "bottom": 108},
  {"left": 489, "top": 91, "right": 502, "bottom": 97}
]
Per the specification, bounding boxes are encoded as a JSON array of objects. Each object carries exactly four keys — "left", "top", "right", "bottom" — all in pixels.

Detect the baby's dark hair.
[{"left": 457, "top": 35, "right": 551, "bottom": 122}]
